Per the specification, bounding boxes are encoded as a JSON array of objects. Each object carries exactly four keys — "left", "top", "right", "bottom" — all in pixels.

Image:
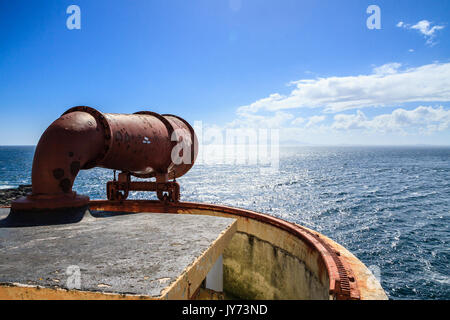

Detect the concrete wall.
[
  {"left": 179, "top": 209, "right": 331, "bottom": 300},
  {"left": 223, "top": 232, "right": 329, "bottom": 300}
]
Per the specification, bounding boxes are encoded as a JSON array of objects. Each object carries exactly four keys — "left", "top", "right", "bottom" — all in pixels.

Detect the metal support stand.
[{"left": 106, "top": 172, "right": 180, "bottom": 203}]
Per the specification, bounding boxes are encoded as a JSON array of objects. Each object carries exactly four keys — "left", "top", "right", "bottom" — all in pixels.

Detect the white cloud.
[
  {"left": 227, "top": 103, "right": 450, "bottom": 135},
  {"left": 200, "top": 105, "right": 450, "bottom": 146},
  {"left": 332, "top": 110, "right": 368, "bottom": 130},
  {"left": 291, "top": 117, "right": 305, "bottom": 125},
  {"left": 373, "top": 62, "right": 402, "bottom": 75},
  {"left": 217, "top": 61, "right": 450, "bottom": 145},
  {"left": 306, "top": 115, "right": 326, "bottom": 127},
  {"left": 411, "top": 20, "right": 444, "bottom": 37},
  {"left": 397, "top": 20, "right": 445, "bottom": 45},
  {"left": 237, "top": 62, "right": 450, "bottom": 114},
  {"left": 332, "top": 106, "right": 450, "bottom": 133},
  {"left": 227, "top": 110, "right": 294, "bottom": 128}
]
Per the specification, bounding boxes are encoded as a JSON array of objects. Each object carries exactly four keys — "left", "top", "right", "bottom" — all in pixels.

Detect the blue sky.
[{"left": 0, "top": 0, "right": 449, "bottom": 145}]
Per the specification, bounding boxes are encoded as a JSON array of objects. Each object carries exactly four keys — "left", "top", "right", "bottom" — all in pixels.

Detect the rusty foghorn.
[{"left": 11, "top": 106, "right": 197, "bottom": 211}]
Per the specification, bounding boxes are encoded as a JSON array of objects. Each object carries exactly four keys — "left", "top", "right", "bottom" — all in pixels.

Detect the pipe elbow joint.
[{"left": 12, "top": 110, "right": 106, "bottom": 211}]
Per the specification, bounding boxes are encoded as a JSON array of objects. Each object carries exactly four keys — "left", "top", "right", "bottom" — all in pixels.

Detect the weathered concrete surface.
[{"left": 0, "top": 208, "right": 236, "bottom": 299}]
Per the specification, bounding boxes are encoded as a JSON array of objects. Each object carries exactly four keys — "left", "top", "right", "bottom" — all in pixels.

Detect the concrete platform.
[{"left": 0, "top": 208, "right": 237, "bottom": 299}]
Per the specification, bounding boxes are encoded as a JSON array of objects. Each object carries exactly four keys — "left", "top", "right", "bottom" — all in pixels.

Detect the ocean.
[{"left": 0, "top": 145, "right": 449, "bottom": 300}]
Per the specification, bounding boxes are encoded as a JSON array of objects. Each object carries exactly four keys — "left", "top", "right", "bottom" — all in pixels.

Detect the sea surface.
[{"left": 0, "top": 145, "right": 449, "bottom": 300}]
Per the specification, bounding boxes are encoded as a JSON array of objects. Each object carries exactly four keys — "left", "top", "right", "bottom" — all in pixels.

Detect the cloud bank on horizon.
[
  {"left": 223, "top": 62, "right": 450, "bottom": 145},
  {"left": 236, "top": 62, "right": 450, "bottom": 114}
]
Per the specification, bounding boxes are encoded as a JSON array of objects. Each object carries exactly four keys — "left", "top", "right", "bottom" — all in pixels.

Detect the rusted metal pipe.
[{"left": 11, "top": 106, "right": 197, "bottom": 211}]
